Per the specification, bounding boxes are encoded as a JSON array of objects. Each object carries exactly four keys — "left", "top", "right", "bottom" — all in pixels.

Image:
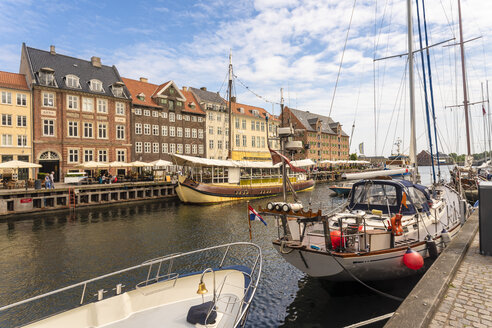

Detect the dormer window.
[
  {"left": 239, "top": 107, "right": 244, "bottom": 114},
  {"left": 137, "top": 93, "right": 145, "bottom": 101},
  {"left": 252, "top": 109, "right": 259, "bottom": 116},
  {"left": 65, "top": 75, "right": 80, "bottom": 88},
  {"left": 39, "top": 68, "right": 56, "bottom": 86},
  {"left": 111, "top": 82, "right": 125, "bottom": 97},
  {"left": 90, "top": 79, "right": 103, "bottom": 92},
  {"left": 189, "top": 102, "right": 196, "bottom": 109}
]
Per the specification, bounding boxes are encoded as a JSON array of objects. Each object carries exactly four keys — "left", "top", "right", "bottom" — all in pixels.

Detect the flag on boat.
[
  {"left": 359, "top": 142, "right": 364, "bottom": 155},
  {"left": 249, "top": 205, "right": 267, "bottom": 226},
  {"left": 268, "top": 147, "right": 306, "bottom": 173}
]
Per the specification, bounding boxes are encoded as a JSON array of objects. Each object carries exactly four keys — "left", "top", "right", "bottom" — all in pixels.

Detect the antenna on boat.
[{"left": 227, "top": 50, "right": 233, "bottom": 160}]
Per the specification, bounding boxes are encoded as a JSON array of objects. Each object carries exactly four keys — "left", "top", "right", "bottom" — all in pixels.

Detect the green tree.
[{"left": 350, "top": 153, "right": 358, "bottom": 160}]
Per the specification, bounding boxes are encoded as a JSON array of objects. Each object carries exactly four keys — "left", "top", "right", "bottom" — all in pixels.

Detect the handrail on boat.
[{"left": 0, "top": 241, "right": 263, "bottom": 321}]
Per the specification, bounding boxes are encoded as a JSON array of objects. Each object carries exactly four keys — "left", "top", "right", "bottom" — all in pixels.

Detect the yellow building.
[
  {"left": 0, "top": 71, "right": 32, "bottom": 179},
  {"left": 229, "top": 98, "right": 279, "bottom": 161}
]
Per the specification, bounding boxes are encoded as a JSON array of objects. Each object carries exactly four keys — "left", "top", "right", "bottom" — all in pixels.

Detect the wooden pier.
[{"left": 0, "top": 182, "right": 177, "bottom": 217}]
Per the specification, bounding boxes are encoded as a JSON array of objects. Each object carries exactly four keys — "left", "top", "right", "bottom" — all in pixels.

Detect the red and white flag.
[{"left": 268, "top": 147, "right": 306, "bottom": 173}]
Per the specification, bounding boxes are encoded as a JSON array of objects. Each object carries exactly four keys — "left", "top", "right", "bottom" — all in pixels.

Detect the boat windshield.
[{"left": 353, "top": 183, "right": 398, "bottom": 206}]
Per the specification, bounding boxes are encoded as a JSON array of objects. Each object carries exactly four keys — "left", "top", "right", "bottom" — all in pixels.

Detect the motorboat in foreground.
[
  {"left": 0, "top": 242, "right": 262, "bottom": 328},
  {"left": 262, "top": 179, "right": 467, "bottom": 281}
]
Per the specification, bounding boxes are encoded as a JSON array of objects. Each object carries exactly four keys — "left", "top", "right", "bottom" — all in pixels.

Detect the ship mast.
[
  {"left": 407, "top": 0, "right": 418, "bottom": 183},
  {"left": 457, "top": 0, "right": 471, "bottom": 157},
  {"left": 227, "top": 52, "right": 233, "bottom": 160}
]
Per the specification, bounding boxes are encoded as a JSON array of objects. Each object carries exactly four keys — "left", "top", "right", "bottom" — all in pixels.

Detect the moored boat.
[
  {"left": 172, "top": 154, "right": 315, "bottom": 204},
  {"left": 0, "top": 242, "right": 262, "bottom": 328}
]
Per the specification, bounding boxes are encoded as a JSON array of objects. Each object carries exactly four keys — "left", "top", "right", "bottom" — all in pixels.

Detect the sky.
[{"left": 0, "top": 0, "right": 491, "bottom": 157}]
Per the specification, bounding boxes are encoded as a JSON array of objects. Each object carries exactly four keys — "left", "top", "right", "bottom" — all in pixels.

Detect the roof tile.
[{"left": 0, "top": 71, "right": 28, "bottom": 91}]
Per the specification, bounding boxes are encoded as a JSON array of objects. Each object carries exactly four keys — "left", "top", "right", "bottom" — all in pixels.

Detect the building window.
[
  {"left": 135, "top": 108, "right": 142, "bottom": 115},
  {"left": 198, "top": 129, "right": 203, "bottom": 139},
  {"left": 209, "top": 140, "right": 214, "bottom": 149},
  {"left": 1, "top": 114, "right": 11, "bottom": 126},
  {"left": 169, "top": 100, "right": 174, "bottom": 111},
  {"left": 242, "top": 135, "right": 247, "bottom": 147},
  {"left": 90, "top": 79, "right": 103, "bottom": 92},
  {"left": 17, "top": 115, "right": 27, "bottom": 127},
  {"left": 218, "top": 140, "right": 222, "bottom": 149},
  {"left": 153, "top": 143, "right": 159, "bottom": 153},
  {"left": 170, "top": 126, "right": 175, "bottom": 137},
  {"left": 152, "top": 125, "right": 159, "bottom": 136},
  {"left": 192, "top": 128, "right": 197, "bottom": 138},
  {"left": 177, "top": 144, "right": 183, "bottom": 154},
  {"left": 185, "top": 144, "right": 191, "bottom": 154},
  {"left": 43, "top": 93, "right": 55, "bottom": 107},
  {"left": 251, "top": 121, "right": 255, "bottom": 131},
  {"left": 198, "top": 117, "right": 203, "bottom": 123},
  {"left": 65, "top": 75, "right": 80, "bottom": 88},
  {"left": 177, "top": 127, "right": 183, "bottom": 137},
  {"left": 170, "top": 143, "right": 176, "bottom": 154},
  {"left": 84, "top": 149, "right": 94, "bottom": 162},
  {"left": 97, "top": 99, "right": 108, "bottom": 113},
  {"left": 208, "top": 113, "right": 214, "bottom": 121},
  {"left": 116, "top": 125, "right": 125, "bottom": 140},
  {"left": 135, "top": 123, "right": 142, "bottom": 134},
  {"left": 177, "top": 101, "right": 182, "bottom": 107},
  {"left": 256, "top": 121, "right": 260, "bottom": 131},
  {"left": 68, "top": 149, "right": 79, "bottom": 163},
  {"left": 17, "top": 135, "right": 27, "bottom": 147},
  {"left": 192, "top": 116, "right": 197, "bottom": 122},
  {"left": 169, "top": 112, "right": 175, "bottom": 122},
  {"left": 225, "top": 141, "right": 229, "bottom": 150},
  {"left": 162, "top": 143, "right": 168, "bottom": 153},
  {"left": 162, "top": 112, "right": 168, "bottom": 119},
  {"left": 43, "top": 119, "right": 55, "bottom": 136},
  {"left": 135, "top": 142, "right": 142, "bottom": 153},
  {"left": 217, "top": 127, "right": 222, "bottom": 135},
  {"left": 261, "top": 137, "right": 265, "bottom": 148},
  {"left": 184, "top": 115, "right": 190, "bottom": 121},
  {"left": 177, "top": 114, "right": 182, "bottom": 121},
  {"left": 256, "top": 136, "right": 260, "bottom": 148},
  {"left": 144, "top": 142, "right": 151, "bottom": 153},
  {"left": 98, "top": 150, "right": 108, "bottom": 162},
  {"left": 162, "top": 126, "right": 168, "bottom": 136},
  {"left": 39, "top": 71, "right": 55, "bottom": 86},
  {"left": 116, "top": 149, "right": 126, "bottom": 162},
  {"left": 144, "top": 124, "right": 150, "bottom": 135},
  {"left": 1, "top": 134, "right": 12, "bottom": 146},
  {"left": 192, "top": 144, "right": 197, "bottom": 154},
  {"left": 98, "top": 123, "right": 107, "bottom": 139},
  {"left": 185, "top": 128, "right": 190, "bottom": 138},
  {"left": 83, "top": 122, "right": 93, "bottom": 138},
  {"left": 235, "top": 118, "right": 239, "bottom": 129},
  {"left": 67, "top": 95, "right": 79, "bottom": 110},
  {"left": 235, "top": 135, "right": 240, "bottom": 146},
  {"left": 216, "top": 113, "right": 221, "bottom": 122},
  {"left": 112, "top": 86, "right": 124, "bottom": 97},
  {"left": 208, "top": 127, "right": 214, "bottom": 135},
  {"left": 242, "top": 119, "right": 246, "bottom": 129},
  {"left": 116, "top": 102, "right": 125, "bottom": 115},
  {"left": 198, "top": 145, "right": 204, "bottom": 155},
  {"left": 159, "top": 98, "right": 167, "bottom": 105},
  {"left": 252, "top": 137, "right": 256, "bottom": 148},
  {"left": 82, "top": 97, "right": 94, "bottom": 112},
  {"left": 152, "top": 111, "right": 158, "bottom": 117},
  {"left": 261, "top": 122, "right": 265, "bottom": 132},
  {"left": 1, "top": 91, "right": 12, "bottom": 104},
  {"left": 16, "top": 93, "right": 26, "bottom": 106},
  {"left": 143, "top": 109, "right": 150, "bottom": 116},
  {"left": 68, "top": 121, "right": 78, "bottom": 137}
]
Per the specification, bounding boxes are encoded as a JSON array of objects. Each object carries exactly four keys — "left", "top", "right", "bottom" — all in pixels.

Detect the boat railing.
[{"left": 0, "top": 242, "right": 262, "bottom": 328}]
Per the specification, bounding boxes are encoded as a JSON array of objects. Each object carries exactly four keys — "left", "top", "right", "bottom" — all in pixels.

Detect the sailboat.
[{"left": 260, "top": 0, "right": 469, "bottom": 281}]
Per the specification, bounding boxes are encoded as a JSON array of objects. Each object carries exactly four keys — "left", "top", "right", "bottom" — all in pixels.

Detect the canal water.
[{"left": 0, "top": 166, "right": 452, "bottom": 327}]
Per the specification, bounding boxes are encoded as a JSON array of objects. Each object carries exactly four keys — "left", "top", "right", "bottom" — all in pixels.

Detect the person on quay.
[
  {"left": 44, "top": 175, "right": 50, "bottom": 189},
  {"left": 49, "top": 171, "right": 55, "bottom": 189}
]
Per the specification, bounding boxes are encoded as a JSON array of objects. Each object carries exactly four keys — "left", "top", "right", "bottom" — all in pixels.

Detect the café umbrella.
[{"left": 0, "top": 160, "right": 42, "bottom": 169}]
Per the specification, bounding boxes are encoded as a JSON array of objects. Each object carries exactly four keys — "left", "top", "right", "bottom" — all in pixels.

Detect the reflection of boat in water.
[
  {"left": 0, "top": 243, "right": 262, "bottom": 328},
  {"left": 172, "top": 154, "right": 315, "bottom": 204}
]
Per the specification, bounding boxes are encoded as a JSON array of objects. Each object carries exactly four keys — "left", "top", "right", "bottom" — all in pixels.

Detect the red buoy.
[
  {"left": 330, "top": 230, "right": 345, "bottom": 249},
  {"left": 403, "top": 248, "right": 424, "bottom": 270}
]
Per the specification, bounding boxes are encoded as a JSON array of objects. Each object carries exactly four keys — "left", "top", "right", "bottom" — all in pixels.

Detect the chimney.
[
  {"left": 182, "top": 86, "right": 187, "bottom": 92},
  {"left": 50, "top": 45, "right": 56, "bottom": 55},
  {"left": 200, "top": 87, "right": 207, "bottom": 91},
  {"left": 91, "top": 56, "right": 102, "bottom": 68},
  {"left": 231, "top": 96, "right": 237, "bottom": 103},
  {"left": 139, "top": 77, "right": 148, "bottom": 83}
]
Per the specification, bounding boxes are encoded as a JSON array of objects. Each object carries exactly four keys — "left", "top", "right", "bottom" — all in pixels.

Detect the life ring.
[{"left": 390, "top": 213, "right": 403, "bottom": 236}]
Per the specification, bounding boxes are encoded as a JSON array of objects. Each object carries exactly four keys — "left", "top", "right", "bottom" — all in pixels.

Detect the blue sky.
[{"left": 1, "top": 0, "right": 491, "bottom": 157}]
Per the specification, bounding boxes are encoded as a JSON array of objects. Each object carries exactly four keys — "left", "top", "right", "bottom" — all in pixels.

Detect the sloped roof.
[
  {"left": 228, "top": 101, "right": 278, "bottom": 121},
  {"left": 181, "top": 89, "right": 205, "bottom": 115},
  {"left": 286, "top": 107, "right": 348, "bottom": 136},
  {"left": 0, "top": 71, "right": 28, "bottom": 91},
  {"left": 121, "top": 77, "right": 160, "bottom": 108},
  {"left": 189, "top": 87, "right": 225, "bottom": 105},
  {"left": 24, "top": 45, "right": 129, "bottom": 98},
  {"left": 153, "top": 81, "right": 186, "bottom": 102}
]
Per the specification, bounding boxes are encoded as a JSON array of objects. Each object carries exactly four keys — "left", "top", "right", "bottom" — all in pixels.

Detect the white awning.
[
  {"left": 290, "top": 159, "right": 316, "bottom": 167},
  {"left": 171, "top": 154, "right": 278, "bottom": 169}
]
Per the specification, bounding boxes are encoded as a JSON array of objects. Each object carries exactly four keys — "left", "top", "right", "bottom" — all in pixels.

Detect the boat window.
[
  {"left": 353, "top": 184, "right": 398, "bottom": 206},
  {"left": 407, "top": 187, "right": 426, "bottom": 206}
]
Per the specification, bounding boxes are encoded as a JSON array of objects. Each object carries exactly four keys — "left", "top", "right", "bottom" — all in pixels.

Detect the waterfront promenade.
[{"left": 429, "top": 233, "right": 492, "bottom": 328}]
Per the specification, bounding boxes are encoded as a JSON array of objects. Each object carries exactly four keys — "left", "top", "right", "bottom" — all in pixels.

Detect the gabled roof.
[
  {"left": 121, "top": 77, "right": 160, "bottom": 108},
  {"left": 286, "top": 107, "right": 348, "bottom": 136},
  {"left": 154, "top": 81, "right": 186, "bottom": 102},
  {"left": 189, "top": 87, "right": 226, "bottom": 105},
  {"left": 24, "top": 44, "right": 129, "bottom": 99},
  {"left": 228, "top": 101, "right": 278, "bottom": 121},
  {"left": 181, "top": 89, "right": 205, "bottom": 115},
  {"left": 0, "top": 71, "right": 28, "bottom": 91}
]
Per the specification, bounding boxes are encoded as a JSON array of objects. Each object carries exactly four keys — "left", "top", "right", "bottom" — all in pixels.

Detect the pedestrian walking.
[
  {"left": 44, "top": 175, "right": 50, "bottom": 189},
  {"left": 49, "top": 171, "right": 55, "bottom": 189}
]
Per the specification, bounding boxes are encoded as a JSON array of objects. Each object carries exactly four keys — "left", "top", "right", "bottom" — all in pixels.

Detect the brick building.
[
  {"left": 122, "top": 78, "right": 206, "bottom": 162},
  {"left": 280, "top": 106, "right": 349, "bottom": 162},
  {"left": 20, "top": 44, "right": 131, "bottom": 181}
]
